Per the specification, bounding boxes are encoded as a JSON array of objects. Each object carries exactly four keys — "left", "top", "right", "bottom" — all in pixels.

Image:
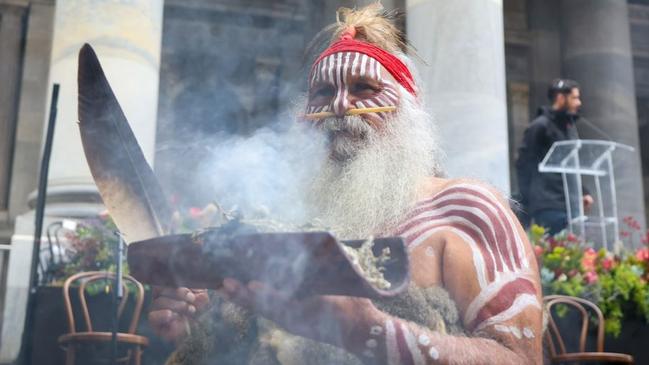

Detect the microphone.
[{"left": 578, "top": 116, "right": 614, "bottom": 142}]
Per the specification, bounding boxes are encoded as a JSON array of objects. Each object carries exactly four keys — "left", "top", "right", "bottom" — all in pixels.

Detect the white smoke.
[{"left": 196, "top": 103, "right": 329, "bottom": 224}]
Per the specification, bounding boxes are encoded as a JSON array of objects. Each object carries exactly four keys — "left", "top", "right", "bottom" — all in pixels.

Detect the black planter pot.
[{"left": 29, "top": 285, "right": 173, "bottom": 365}]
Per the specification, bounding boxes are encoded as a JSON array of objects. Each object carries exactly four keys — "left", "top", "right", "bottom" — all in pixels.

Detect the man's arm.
[
  {"left": 337, "top": 181, "right": 544, "bottom": 364},
  {"left": 220, "top": 182, "right": 543, "bottom": 364}
]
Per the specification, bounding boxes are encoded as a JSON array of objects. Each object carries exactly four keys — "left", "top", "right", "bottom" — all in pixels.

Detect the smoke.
[{"left": 194, "top": 104, "right": 329, "bottom": 224}]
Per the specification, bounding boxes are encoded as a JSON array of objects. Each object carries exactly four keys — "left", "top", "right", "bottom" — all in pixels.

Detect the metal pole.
[
  {"left": 111, "top": 232, "right": 124, "bottom": 364},
  {"left": 16, "top": 83, "right": 60, "bottom": 365}
]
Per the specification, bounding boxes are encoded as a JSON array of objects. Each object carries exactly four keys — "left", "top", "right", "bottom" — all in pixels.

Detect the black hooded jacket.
[{"left": 515, "top": 106, "right": 581, "bottom": 217}]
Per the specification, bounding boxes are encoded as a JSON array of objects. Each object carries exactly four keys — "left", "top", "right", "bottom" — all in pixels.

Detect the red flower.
[
  {"left": 582, "top": 248, "right": 597, "bottom": 271},
  {"left": 636, "top": 248, "right": 649, "bottom": 262},
  {"left": 621, "top": 230, "right": 630, "bottom": 238},
  {"left": 566, "top": 233, "right": 579, "bottom": 243},
  {"left": 584, "top": 271, "right": 599, "bottom": 284},
  {"left": 533, "top": 245, "right": 544, "bottom": 258},
  {"left": 601, "top": 256, "right": 615, "bottom": 271}
]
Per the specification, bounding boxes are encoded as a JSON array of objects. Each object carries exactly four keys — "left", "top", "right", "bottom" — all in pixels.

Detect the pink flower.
[
  {"left": 567, "top": 233, "right": 579, "bottom": 242},
  {"left": 636, "top": 248, "right": 649, "bottom": 262},
  {"left": 582, "top": 248, "right": 597, "bottom": 272},
  {"left": 601, "top": 257, "right": 615, "bottom": 271},
  {"left": 584, "top": 271, "right": 599, "bottom": 284},
  {"left": 621, "top": 230, "right": 630, "bottom": 238},
  {"left": 189, "top": 207, "right": 203, "bottom": 219}
]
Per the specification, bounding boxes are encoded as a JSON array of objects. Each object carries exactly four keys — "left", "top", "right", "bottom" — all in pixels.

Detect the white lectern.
[{"left": 538, "top": 140, "right": 634, "bottom": 249}]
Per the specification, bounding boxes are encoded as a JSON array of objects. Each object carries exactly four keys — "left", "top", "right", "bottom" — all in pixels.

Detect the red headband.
[{"left": 311, "top": 37, "right": 417, "bottom": 96}]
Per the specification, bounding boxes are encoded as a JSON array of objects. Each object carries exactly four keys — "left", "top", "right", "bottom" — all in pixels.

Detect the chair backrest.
[
  {"left": 62, "top": 271, "right": 145, "bottom": 334},
  {"left": 543, "top": 294, "right": 605, "bottom": 357}
]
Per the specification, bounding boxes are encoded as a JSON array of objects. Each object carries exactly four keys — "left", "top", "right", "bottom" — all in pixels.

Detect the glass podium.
[{"left": 538, "top": 140, "right": 634, "bottom": 249}]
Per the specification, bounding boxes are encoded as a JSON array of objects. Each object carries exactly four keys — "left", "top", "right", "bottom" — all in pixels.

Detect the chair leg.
[
  {"left": 65, "top": 345, "right": 75, "bottom": 365},
  {"left": 133, "top": 346, "right": 142, "bottom": 365}
]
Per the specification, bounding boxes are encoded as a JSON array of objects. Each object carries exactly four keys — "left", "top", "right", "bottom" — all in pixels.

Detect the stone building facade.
[
  {"left": 1, "top": 0, "right": 649, "bottom": 362},
  {"left": 1, "top": 0, "right": 648, "bottom": 234}
]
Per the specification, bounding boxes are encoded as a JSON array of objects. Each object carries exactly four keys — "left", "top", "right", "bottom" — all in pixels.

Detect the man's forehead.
[{"left": 310, "top": 51, "right": 396, "bottom": 86}]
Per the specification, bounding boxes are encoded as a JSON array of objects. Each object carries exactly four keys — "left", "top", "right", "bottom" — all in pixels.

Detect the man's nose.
[{"left": 331, "top": 89, "right": 352, "bottom": 117}]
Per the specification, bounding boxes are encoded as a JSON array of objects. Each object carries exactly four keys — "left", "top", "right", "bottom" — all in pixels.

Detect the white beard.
[{"left": 306, "top": 92, "right": 444, "bottom": 239}]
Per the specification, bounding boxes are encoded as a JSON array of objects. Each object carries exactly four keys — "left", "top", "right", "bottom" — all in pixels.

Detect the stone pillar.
[
  {"left": 1, "top": 2, "right": 164, "bottom": 361},
  {"left": 46, "top": 0, "right": 164, "bottom": 196},
  {"left": 406, "top": 0, "right": 510, "bottom": 193},
  {"left": 527, "top": 0, "right": 561, "bottom": 112},
  {"left": 560, "top": 0, "right": 646, "bottom": 241}
]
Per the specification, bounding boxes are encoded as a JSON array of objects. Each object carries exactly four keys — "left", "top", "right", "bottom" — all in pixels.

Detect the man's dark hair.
[{"left": 547, "top": 78, "right": 580, "bottom": 102}]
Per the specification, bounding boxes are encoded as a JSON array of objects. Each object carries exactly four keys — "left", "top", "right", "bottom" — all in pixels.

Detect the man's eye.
[
  {"left": 353, "top": 82, "right": 377, "bottom": 93},
  {"left": 312, "top": 87, "right": 335, "bottom": 98}
]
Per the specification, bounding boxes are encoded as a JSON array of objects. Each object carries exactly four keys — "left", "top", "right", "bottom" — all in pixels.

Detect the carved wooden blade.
[{"left": 78, "top": 43, "right": 172, "bottom": 243}]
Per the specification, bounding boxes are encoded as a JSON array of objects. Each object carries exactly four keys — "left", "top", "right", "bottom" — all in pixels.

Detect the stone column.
[
  {"left": 2, "top": 2, "right": 164, "bottom": 361},
  {"left": 560, "top": 0, "right": 646, "bottom": 241},
  {"left": 406, "top": 0, "right": 511, "bottom": 193},
  {"left": 46, "top": 0, "right": 164, "bottom": 197},
  {"left": 527, "top": 0, "right": 561, "bottom": 112}
]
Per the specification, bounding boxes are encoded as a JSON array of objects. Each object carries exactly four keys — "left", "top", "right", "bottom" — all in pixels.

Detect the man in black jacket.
[{"left": 516, "top": 79, "right": 594, "bottom": 234}]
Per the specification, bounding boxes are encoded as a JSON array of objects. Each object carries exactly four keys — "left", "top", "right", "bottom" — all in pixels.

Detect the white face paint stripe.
[
  {"left": 343, "top": 52, "right": 351, "bottom": 82},
  {"left": 473, "top": 294, "right": 541, "bottom": 332},
  {"left": 349, "top": 52, "right": 360, "bottom": 80},
  {"left": 368, "top": 57, "right": 376, "bottom": 79},
  {"left": 360, "top": 54, "right": 368, "bottom": 77},
  {"left": 310, "top": 63, "right": 318, "bottom": 86},
  {"left": 383, "top": 87, "right": 400, "bottom": 100},
  {"left": 374, "top": 57, "right": 382, "bottom": 81},
  {"left": 382, "top": 92, "right": 399, "bottom": 105},
  {"left": 363, "top": 99, "right": 388, "bottom": 119},
  {"left": 401, "top": 323, "right": 426, "bottom": 365},
  {"left": 408, "top": 226, "right": 489, "bottom": 288},
  {"left": 320, "top": 57, "right": 327, "bottom": 83},
  {"left": 385, "top": 320, "right": 400, "bottom": 365},
  {"left": 327, "top": 54, "right": 335, "bottom": 84}
]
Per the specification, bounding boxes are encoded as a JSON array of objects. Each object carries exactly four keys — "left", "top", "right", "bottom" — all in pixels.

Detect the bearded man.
[{"left": 149, "top": 4, "right": 543, "bottom": 364}]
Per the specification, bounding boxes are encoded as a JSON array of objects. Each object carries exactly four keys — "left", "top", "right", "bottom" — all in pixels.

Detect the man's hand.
[
  {"left": 219, "top": 278, "right": 379, "bottom": 346},
  {"left": 583, "top": 194, "right": 594, "bottom": 213},
  {"left": 148, "top": 287, "right": 209, "bottom": 343}
]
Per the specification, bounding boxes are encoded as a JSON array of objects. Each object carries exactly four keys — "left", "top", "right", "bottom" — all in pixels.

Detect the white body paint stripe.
[
  {"left": 464, "top": 271, "right": 536, "bottom": 326},
  {"left": 474, "top": 294, "right": 541, "bottom": 332},
  {"left": 385, "top": 320, "right": 400, "bottom": 365},
  {"left": 401, "top": 323, "right": 426, "bottom": 365},
  {"left": 405, "top": 207, "right": 501, "bottom": 280},
  {"left": 453, "top": 183, "right": 529, "bottom": 269},
  {"left": 410, "top": 192, "right": 520, "bottom": 271}
]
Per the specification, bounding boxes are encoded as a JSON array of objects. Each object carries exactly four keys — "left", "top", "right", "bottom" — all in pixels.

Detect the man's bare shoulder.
[{"left": 420, "top": 177, "right": 512, "bottom": 210}]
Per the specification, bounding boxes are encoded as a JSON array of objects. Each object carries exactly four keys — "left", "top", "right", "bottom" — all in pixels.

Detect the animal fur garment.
[{"left": 165, "top": 285, "right": 463, "bottom": 365}]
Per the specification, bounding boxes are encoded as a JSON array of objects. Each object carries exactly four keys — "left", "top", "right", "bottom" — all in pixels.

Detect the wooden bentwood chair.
[
  {"left": 58, "top": 271, "right": 149, "bottom": 365},
  {"left": 544, "top": 295, "right": 634, "bottom": 364}
]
